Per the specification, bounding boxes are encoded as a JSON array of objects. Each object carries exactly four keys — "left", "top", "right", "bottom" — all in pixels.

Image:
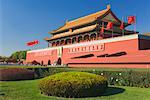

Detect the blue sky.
[{"left": 0, "top": 0, "right": 150, "bottom": 56}]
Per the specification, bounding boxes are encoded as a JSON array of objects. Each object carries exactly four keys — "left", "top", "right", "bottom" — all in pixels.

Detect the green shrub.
[
  {"left": 103, "top": 70, "right": 150, "bottom": 88},
  {"left": 38, "top": 72, "right": 108, "bottom": 98},
  {"left": 0, "top": 68, "right": 34, "bottom": 81},
  {"left": 28, "top": 67, "right": 150, "bottom": 88}
]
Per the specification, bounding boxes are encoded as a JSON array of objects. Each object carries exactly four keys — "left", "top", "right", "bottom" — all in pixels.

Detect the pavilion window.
[
  {"left": 78, "top": 36, "right": 83, "bottom": 43},
  {"left": 56, "top": 41, "right": 60, "bottom": 46},
  {"left": 72, "top": 37, "right": 77, "bottom": 44},
  {"left": 97, "top": 32, "right": 103, "bottom": 39},
  {"left": 60, "top": 40, "right": 65, "bottom": 45},
  {"left": 90, "top": 33, "right": 96, "bottom": 40},
  {"left": 84, "top": 35, "right": 90, "bottom": 41},
  {"left": 66, "top": 39, "right": 71, "bottom": 44},
  {"left": 52, "top": 42, "right": 56, "bottom": 46}
]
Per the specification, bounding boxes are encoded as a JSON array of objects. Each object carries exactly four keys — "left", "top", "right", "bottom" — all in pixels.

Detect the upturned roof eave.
[
  {"left": 48, "top": 7, "right": 111, "bottom": 35},
  {"left": 48, "top": 20, "right": 97, "bottom": 35},
  {"left": 45, "top": 25, "right": 98, "bottom": 41}
]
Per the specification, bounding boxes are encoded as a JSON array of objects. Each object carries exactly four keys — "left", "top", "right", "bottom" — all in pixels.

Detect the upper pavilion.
[{"left": 44, "top": 5, "right": 137, "bottom": 47}]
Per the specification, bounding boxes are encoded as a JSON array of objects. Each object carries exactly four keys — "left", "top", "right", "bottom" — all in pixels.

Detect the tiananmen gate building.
[{"left": 26, "top": 5, "right": 150, "bottom": 68}]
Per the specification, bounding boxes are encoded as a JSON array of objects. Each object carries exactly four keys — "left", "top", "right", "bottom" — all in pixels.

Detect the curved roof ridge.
[
  {"left": 49, "top": 6, "right": 110, "bottom": 34},
  {"left": 68, "top": 9, "right": 109, "bottom": 23}
]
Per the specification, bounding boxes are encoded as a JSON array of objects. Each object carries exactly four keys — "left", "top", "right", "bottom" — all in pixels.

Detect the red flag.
[
  {"left": 34, "top": 40, "right": 39, "bottom": 44},
  {"left": 101, "top": 25, "right": 104, "bottom": 33},
  {"left": 120, "top": 21, "right": 124, "bottom": 30},
  {"left": 26, "top": 40, "right": 39, "bottom": 46},
  {"left": 128, "top": 16, "right": 136, "bottom": 24},
  {"left": 107, "top": 22, "right": 113, "bottom": 29}
]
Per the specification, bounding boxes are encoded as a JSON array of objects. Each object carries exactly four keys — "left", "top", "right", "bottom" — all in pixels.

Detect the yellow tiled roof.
[
  {"left": 49, "top": 6, "right": 110, "bottom": 34},
  {"left": 45, "top": 24, "right": 97, "bottom": 41}
]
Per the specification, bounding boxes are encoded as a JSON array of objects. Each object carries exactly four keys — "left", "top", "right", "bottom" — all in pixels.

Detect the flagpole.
[
  {"left": 122, "top": 17, "right": 124, "bottom": 36},
  {"left": 134, "top": 14, "right": 136, "bottom": 34},
  {"left": 121, "top": 17, "right": 123, "bottom": 36},
  {"left": 112, "top": 29, "right": 113, "bottom": 38},
  {"left": 102, "top": 22, "right": 104, "bottom": 38}
]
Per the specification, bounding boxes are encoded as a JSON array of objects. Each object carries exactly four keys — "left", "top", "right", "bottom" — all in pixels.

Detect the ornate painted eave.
[{"left": 45, "top": 24, "right": 97, "bottom": 41}]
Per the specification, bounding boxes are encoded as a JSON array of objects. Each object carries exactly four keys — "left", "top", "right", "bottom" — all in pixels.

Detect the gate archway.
[
  {"left": 48, "top": 60, "right": 51, "bottom": 65},
  {"left": 57, "top": 57, "right": 62, "bottom": 65},
  {"left": 41, "top": 61, "right": 43, "bottom": 66}
]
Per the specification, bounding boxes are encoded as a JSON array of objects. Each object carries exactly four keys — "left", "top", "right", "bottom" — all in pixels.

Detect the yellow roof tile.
[
  {"left": 49, "top": 7, "right": 110, "bottom": 34},
  {"left": 45, "top": 24, "right": 97, "bottom": 41}
]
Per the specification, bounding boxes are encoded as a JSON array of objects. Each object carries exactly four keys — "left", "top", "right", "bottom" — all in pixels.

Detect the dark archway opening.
[
  {"left": 48, "top": 60, "right": 51, "bottom": 65},
  {"left": 57, "top": 58, "right": 62, "bottom": 65},
  {"left": 41, "top": 61, "right": 43, "bottom": 66}
]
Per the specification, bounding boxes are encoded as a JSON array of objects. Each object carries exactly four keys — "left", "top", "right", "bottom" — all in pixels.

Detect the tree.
[
  {"left": 11, "top": 52, "right": 19, "bottom": 60},
  {"left": 10, "top": 50, "right": 27, "bottom": 61},
  {"left": 18, "top": 51, "right": 27, "bottom": 60}
]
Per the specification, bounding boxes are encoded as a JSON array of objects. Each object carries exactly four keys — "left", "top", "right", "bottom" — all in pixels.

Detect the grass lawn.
[{"left": 0, "top": 79, "right": 150, "bottom": 100}]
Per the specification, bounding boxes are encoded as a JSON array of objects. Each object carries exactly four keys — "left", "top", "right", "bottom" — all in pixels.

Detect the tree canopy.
[{"left": 10, "top": 51, "right": 27, "bottom": 60}]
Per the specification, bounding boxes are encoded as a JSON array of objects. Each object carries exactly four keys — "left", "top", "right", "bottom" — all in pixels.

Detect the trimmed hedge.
[
  {"left": 0, "top": 68, "right": 34, "bottom": 81},
  {"left": 39, "top": 72, "right": 108, "bottom": 98},
  {"left": 90, "top": 70, "right": 150, "bottom": 88},
  {"left": 31, "top": 68, "right": 150, "bottom": 88}
]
